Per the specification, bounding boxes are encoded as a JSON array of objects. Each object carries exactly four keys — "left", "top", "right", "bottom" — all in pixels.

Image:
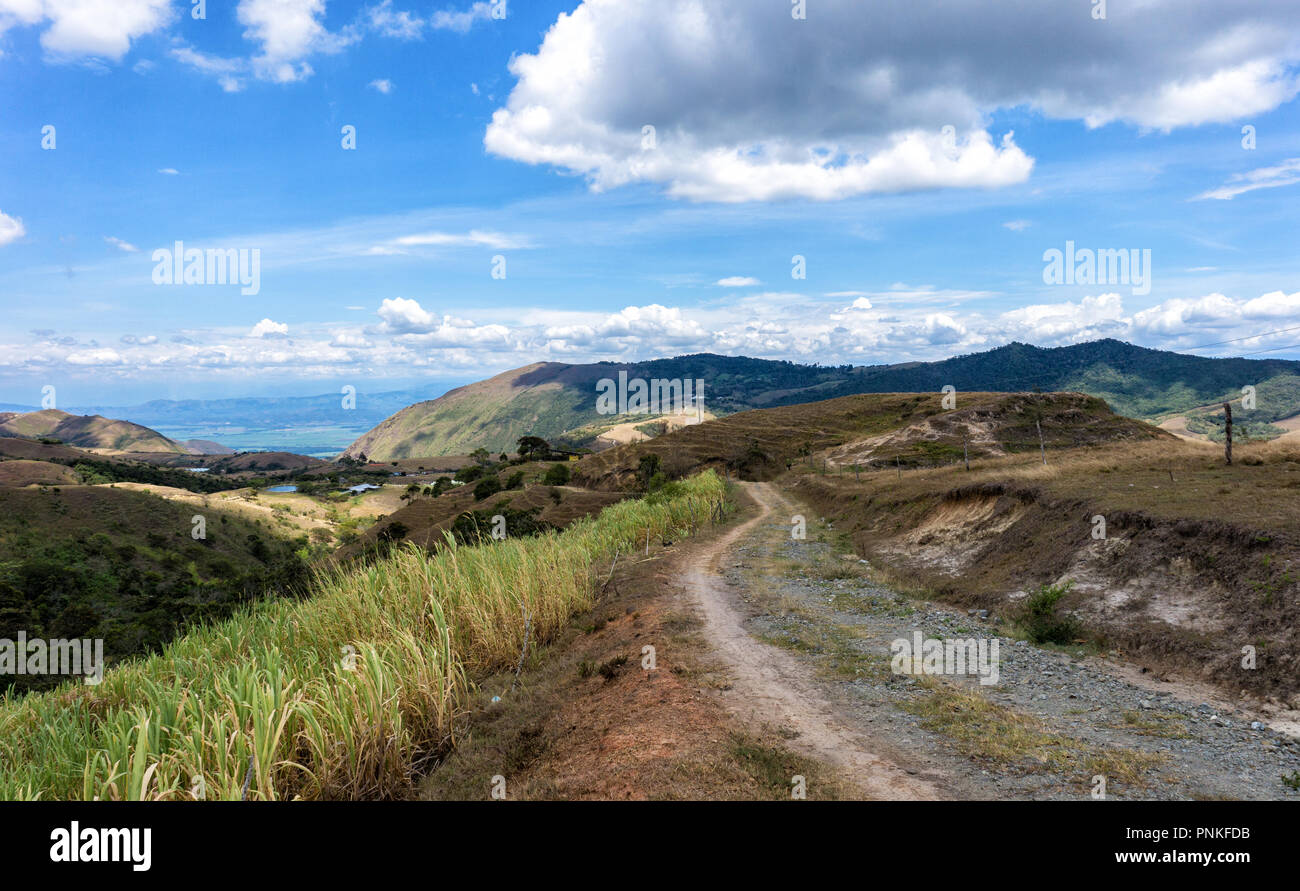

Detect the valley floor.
[{"left": 422, "top": 480, "right": 1300, "bottom": 800}]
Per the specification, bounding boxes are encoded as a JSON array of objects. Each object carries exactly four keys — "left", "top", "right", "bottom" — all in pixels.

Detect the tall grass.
[{"left": 0, "top": 472, "right": 728, "bottom": 800}]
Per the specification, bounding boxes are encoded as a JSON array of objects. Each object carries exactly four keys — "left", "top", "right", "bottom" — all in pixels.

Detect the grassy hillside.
[
  {"left": 0, "top": 409, "right": 185, "bottom": 453},
  {"left": 0, "top": 485, "right": 309, "bottom": 694},
  {"left": 0, "top": 472, "right": 726, "bottom": 799},
  {"left": 572, "top": 391, "right": 1168, "bottom": 490},
  {"left": 802, "top": 339, "right": 1300, "bottom": 420},
  {"left": 344, "top": 341, "right": 1300, "bottom": 460},
  {"left": 344, "top": 355, "right": 847, "bottom": 460}
]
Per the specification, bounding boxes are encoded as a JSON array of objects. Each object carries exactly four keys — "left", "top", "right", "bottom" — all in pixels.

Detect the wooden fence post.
[{"left": 1224, "top": 401, "right": 1233, "bottom": 466}]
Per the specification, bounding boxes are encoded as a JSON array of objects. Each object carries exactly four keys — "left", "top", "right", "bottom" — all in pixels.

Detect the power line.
[
  {"left": 1184, "top": 323, "right": 1300, "bottom": 351},
  {"left": 1241, "top": 341, "right": 1300, "bottom": 357}
]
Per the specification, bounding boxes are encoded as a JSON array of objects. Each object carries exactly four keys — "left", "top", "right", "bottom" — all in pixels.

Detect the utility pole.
[{"left": 1224, "top": 401, "right": 1233, "bottom": 466}]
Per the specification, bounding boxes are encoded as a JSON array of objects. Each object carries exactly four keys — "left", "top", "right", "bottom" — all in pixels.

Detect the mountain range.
[{"left": 343, "top": 340, "right": 1300, "bottom": 460}]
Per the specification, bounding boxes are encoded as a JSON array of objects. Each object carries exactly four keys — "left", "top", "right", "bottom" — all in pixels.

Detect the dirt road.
[
  {"left": 678, "top": 481, "right": 941, "bottom": 799},
  {"left": 673, "top": 480, "right": 1300, "bottom": 800}
]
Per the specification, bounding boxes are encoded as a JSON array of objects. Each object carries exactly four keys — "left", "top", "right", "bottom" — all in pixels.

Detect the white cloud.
[
  {"left": 377, "top": 297, "right": 436, "bottom": 333},
  {"left": 12, "top": 287, "right": 1300, "bottom": 384},
  {"left": 999, "top": 293, "right": 1129, "bottom": 343},
  {"left": 249, "top": 318, "right": 289, "bottom": 338},
  {"left": 369, "top": 78, "right": 393, "bottom": 94},
  {"left": 169, "top": 46, "right": 247, "bottom": 90},
  {"left": 717, "top": 276, "right": 760, "bottom": 287},
  {"left": 331, "top": 331, "right": 372, "bottom": 348},
  {"left": 389, "top": 229, "right": 528, "bottom": 250},
  {"left": 365, "top": 1, "right": 424, "bottom": 39},
  {"left": 104, "top": 236, "right": 138, "bottom": 252},
  {"left": 157, "top": 167, "right": 179, "bottom": 175},
  {"left": 1241, "top": 290, "right": 1300, "bottom": 319},
  {"left": 1132, "top": 293, "right": 1240, "bottom": 335},
  {"left": 1003, "top": 220, "right": 1031, "bottom": 232},
  {"left": 237, "top": 0, "right": 357, "bottom": 83},
  {"left": 0, "top": 0, "right": 171, "bottom": 61},
  {"left": 1194, "top": 158, "right": 1300, "bottom": 200},
  {"left": 171, "top": 0, "right": 358, "bottom": 89},
  {"left": 0, "top": 210, "right": 25, "bottom": 246},
  {"left": 486, "top": 0, "right": 1300, "bottom": 202},
  {"left": 65, "top": 347, "right": 124, "bottom": 366},
  {"left": 430, "top": 2, "right": 494, "bottom": 33}
]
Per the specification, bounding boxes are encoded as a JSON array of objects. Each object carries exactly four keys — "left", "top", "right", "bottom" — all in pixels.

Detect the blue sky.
[{"left": 2, "top": 0, "right": 1299, "bottom": 405}]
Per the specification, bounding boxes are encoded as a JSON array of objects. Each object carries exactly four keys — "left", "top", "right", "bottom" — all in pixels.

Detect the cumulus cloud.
[
  {"left": 9, "top": 287, "right": 1300, "bottom": 384},
  {"left": 485, "top": 0, "right": 1300, "bottom": 202},
  {"left": 238, "top": 0, "right": 357, "bottom": 83},
  {"left": 369, "top": 78, "right": 393, "bottom": 94},
  {"left": 0, "top": 0, "right": 172, "bottom": 61},
  {"left": 544, "top": 304, "right": 709, "bottom": 348},
  {"left": 717, "top": 276, "right": 760, "bottom": 287},
  {"left": 170, "top": 0, "right": 358, "bottom": 89},
  {"left": 0, "top": 210, "right": 24, "bottom": 246},
  {"left": 999, "top": 293, "right": 1129, "bottom": 343},
  {"left": 1194, "top": 158, "right": 1300, "bottom": 200},
  {"left": 248, "top": 318, "right": 289, "bottom": 338},
  {"left": 376, "top": 297, "right": 437, "bottom": 333}
]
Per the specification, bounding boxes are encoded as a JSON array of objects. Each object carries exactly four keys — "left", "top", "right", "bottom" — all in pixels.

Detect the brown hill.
[
  {"left": 208, "top": 451, "right": 329, "bottom": 473},
  {"left": 0, "top": 409, "right": 185, "bottom": 453},
  {"left": 573, "top": 392, "right": 1170, "bottom": 491},
  {"left": 0, "top": 460, "right": 81, "bottom": 487}
]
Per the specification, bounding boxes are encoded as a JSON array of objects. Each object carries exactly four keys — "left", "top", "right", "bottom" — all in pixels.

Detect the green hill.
[
  {"left": 344, "top": 340, "right": 1300, "bottom": 460},
  {"left": 0, "top": 485, "right": 309, "bottom": 694}
]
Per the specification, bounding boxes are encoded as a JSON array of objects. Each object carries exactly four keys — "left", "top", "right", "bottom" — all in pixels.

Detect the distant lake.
[
  {"left": 153, "top": 424, "right": 369, "bottom": 458},
  {"left": 266, "top": 485, "right": 298, "bottom": 493}
]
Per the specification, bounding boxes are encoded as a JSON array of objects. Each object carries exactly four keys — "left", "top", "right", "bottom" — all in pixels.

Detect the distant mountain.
[
  {"left": 785, "top": 339, "right": 1300, "bottom": 420},
  {"left": 0, "top": 409, "right": 187, "bottom": 454},
  {"left": 344, "top": 340, "right": 1300, "bottom": 460},
  {"left": 343, "top": 356, "right": 844, "bottom": 459}
]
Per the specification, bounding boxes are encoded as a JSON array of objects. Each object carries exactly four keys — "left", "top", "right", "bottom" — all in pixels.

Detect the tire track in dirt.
[{"left": 677, "top": 480, "right": 940, "bottom": 800}]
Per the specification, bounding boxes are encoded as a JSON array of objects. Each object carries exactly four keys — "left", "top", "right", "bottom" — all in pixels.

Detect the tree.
[
  {"left": 517, "top": 436, "right": 551, "bottom": 460},
  {"left": 542, "top": 462, "right": 570, "bottom": 486},
  {"left": 636, "top": 454, "right": 662, "bottom": 490},
  {"left": 505, "top": 471, "right": 525, "bottom": 490},
  {"left": 469, "top": 447, "right": 491, "bottom": 466}
]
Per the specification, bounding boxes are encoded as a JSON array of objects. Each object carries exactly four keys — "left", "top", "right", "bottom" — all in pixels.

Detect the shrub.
[
  {"left": 1014, "top": 581, "right": 1080, "bottom": 644},
  {"left": 542, "top": 463, "right": 570, "bottom": 486},
  {"left": 473, "top": 476, "right": 503, "bottom": 501}
]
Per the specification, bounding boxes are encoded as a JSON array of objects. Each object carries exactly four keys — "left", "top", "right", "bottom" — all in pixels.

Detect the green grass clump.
[{"left": 0, "top": 472, "right": 727, "bottom": 801}]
